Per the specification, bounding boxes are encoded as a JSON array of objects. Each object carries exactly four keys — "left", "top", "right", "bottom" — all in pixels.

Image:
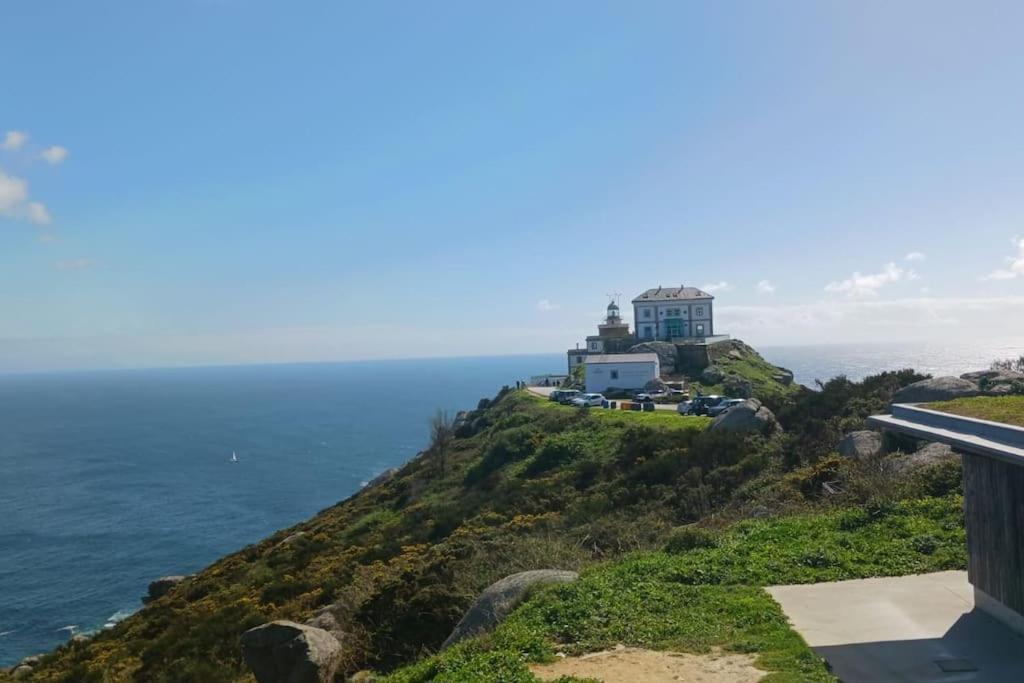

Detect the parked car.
[
  {"left": 549, "top": 389, "right": 580, "bottom": 404},
  {"left": 676, "top": 400, "right": 694, "bottom": 415},
  {"left": 687, "top": 395, "right": 725, "bottom": 416},
  {"left": 707, "top": 398, "right": 746, "bottom": 417},
  {"left": 634, "top": 392, "right": 655, "bottom": 403},
  {"left": 571, "top": 393, "right": 605, "bottom": 407}
]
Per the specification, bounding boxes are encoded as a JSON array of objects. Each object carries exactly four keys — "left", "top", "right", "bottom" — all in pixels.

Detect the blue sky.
[{"left": 3, "top": 1, "right": 1024, "bottom": 372}]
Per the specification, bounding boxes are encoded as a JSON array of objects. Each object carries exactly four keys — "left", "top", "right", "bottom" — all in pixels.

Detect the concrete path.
[{"left": 768, "top": 571, "right": 1024, "bottom": 682}]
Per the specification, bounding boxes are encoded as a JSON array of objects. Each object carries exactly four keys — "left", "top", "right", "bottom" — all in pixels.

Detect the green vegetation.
[
  {"left": 927, "top": 395, "right": 1024, "bottom": 427},
  {"left": 10, "top": 363, "right": 961, "bottom": 683},
  {"left": 387, "top": 494, "right": 963, "bottom": 682}
]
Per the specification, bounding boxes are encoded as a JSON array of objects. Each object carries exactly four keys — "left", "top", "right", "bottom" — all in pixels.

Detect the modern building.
[
  {"left": 567, "top": 299, "right": 634, "bottom": 373},
  {"left": 632, "top": 286, "right": 715, "bottom": 341},
  {"left": 584, "top": 353, "right": 660, "bottom": 393}
]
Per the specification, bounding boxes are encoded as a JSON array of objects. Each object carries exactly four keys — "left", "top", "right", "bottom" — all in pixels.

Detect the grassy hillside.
[{"left": 8, "top": 366, "right": 957, "bottom": 683}]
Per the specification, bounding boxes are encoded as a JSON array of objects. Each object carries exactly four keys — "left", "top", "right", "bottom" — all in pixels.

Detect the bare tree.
[{"left": 430, "top": 410, "right": 455, "bottom": 477}]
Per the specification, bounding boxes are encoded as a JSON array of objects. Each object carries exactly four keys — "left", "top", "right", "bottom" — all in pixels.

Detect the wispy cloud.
[
  {"left": 904, "top": 252, "right": 926, "bottom": 261},
  {"left": 2, "top": 131, "right": 27, "bottom": 151},
  {"left": 537, "top": 298, "right": 558, "bottom": 312},
  {"left": 0, "top": 170, "right": 51, "bottom": 225},
  {"left": 756, "top": 280, "right": 776, "bottom": 294},
  {"left": 824, "top": 262, "right": 906, "bottom": 297},
  {"left": 54, "top": 258, "right": 97, "bottom": 271},
  {"left": 702, "top": 281, "right": 732, "bottom": 293},
  {"left": 40, "top": 146, "right": 68, "bottom": 165},
  {"left": 981, "top": 238, "right": 1024, "bottom": 281}
]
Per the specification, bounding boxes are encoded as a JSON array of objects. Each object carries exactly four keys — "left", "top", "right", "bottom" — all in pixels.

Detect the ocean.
[{"left": 3, "top": 341, "right": 1024, "bottom": 666}]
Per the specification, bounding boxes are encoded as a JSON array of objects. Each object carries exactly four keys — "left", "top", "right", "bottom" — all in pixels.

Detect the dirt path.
[{"left": 529, "top": 645, "right": 764, "bottom": 682}]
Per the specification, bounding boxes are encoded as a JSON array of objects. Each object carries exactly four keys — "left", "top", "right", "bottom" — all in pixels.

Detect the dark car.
[{"left": 688, "top": 394, "right": 725, "bottom": 416}]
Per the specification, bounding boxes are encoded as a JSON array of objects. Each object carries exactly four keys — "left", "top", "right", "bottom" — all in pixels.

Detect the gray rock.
[
  {"left": 628, "top": 341, "right": 677, "bottom": 374},
  {"left": 18, "top": 656, "right": 42, "bottom": 667},
  {"left": 837, "top": 430, "right": 884, "bottom": 459},
  {"left": 960, "top": 369, "right": 1024, "bottom": 385},
  {"left": 772, "top": 369, "right": 794, "bottom": 386},
  {"left": 891, "top": 442, "right": 959, "bottom": 474},
  {"left": 708, "top": 399, "right": 779, "bottom": 434},
  {"left": 723, "top": 376, "right": 753, "bottom": 399},
  {"left": 892, "top": 376, "right": 983, "bottom": 404},
  {"left": 11, "top": 665, "right": 33, "bottom": 679},
  {"left": 442, "top": 570, "right": 579, "bottom": 649},
  {"left": 701, "top": 365, "right": 726, "bottom": 384},
  {"left": 71, "top": 634, "right": 90, "bottom": 645},
  {"left": 727, "top": 349, "right": 744, "bottom": 360},
  {"left": 241, "top": 620, "right": 343, "bottom": 683},
  {"left": 145, "top": 575, "right": 187, "bottom": 602},
  {"left": 365, "top": 468, "right": 398, "bottom": 489}
]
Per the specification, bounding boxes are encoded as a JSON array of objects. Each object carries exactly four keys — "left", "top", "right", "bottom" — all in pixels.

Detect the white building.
[
  {"left": 584, "top": 353, "right": 660, "bottom": 393},
  {"left": 632, "top": 286, "right": 715, "bottom": 341}
]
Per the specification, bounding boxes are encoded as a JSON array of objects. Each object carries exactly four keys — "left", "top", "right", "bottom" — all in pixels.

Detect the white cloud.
[
  {"left": 981, "top": 238, "right": 1024, "bottom": 281},
  {"left": 702, "top": 281, "right": 732, "bottom": 293},
  {"left": 718, "top": 295, "right": 1024, "bottom": 345},
  {"left": 756, "top": 280, "right": 776, "bottom": 294},
  {"left": 40, "top": 146, "right": 68, "bottom": 165},
  {"left": 54, "top": 258, "right": 96, "bottom": 271},
  {"left": 0, "top": 171, "right": 28, "bottom": 211},
  {"left": 2, "top": 131, "right": 27, "bottom": 151},
  {"left": 537, "top": 299, "right": 558, "bottom": 312},
  {"left": 904, "top": 252, "right": 926, "bottom": 261},
  {"left": 0, "top": 169, "right": 53, "bottom": 225},
  {"left": 824, "top": 262, "right": 905, "bottom": 297},
  {"left": 26, "top": 202, "right": 51, "bottom": 225}
]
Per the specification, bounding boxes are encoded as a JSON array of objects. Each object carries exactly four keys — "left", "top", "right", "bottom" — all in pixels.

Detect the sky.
[{"left": 3, "top": 1, "right": 1024, "bottom": 372}]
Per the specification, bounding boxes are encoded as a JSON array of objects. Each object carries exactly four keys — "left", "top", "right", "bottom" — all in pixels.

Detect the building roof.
[
  {"left": 632, "top": 286, "right": 713, "bottom": 303},
  {"left": 584, "top": 353, "right": 660, "bottom": 365}
]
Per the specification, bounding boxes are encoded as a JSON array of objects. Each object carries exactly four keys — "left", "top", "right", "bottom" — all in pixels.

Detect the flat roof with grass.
[{"left": 926, "top": 395, "right": 1024, "bottom": 428}]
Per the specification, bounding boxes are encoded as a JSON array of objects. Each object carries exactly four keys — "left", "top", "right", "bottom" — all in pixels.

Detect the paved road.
[{"left": 526, "top": 386, "right": 680, "bottom": 412}]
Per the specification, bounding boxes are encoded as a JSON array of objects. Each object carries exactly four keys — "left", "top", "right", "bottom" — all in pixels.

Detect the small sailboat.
[{"left": 230, "top": 451, "right": 239, "bottom": 463}]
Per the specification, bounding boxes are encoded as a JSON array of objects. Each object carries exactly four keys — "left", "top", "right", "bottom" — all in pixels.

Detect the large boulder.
[
  {"left": 890, "top": 442, "right": 959, "bottom": 474},
  {"left": 241, "top": 621, "right": 343, "bottom": 683},
  {"left": 772, "top": 369, "right": 794, "bottom": 386},
  {"left": 701, "top": 365, "right": 726, "bottom": 384},
  {"left": 961, "top": 369, "right": 1024, "bottom": 393},
  {"left": 628, "top": 342, "right": 677, "bottom": 374},
  {"left": 144, "top": 575, "right": 187, "bottom": 603},
  {"left": 892, "top": 376, "right": 982, "bottom": 404},
  {"left": 708, "top": 399, "right": 779, "bottom": 434},
  {"left": 442, "top": 570, "right": 578, "bottom": 649},
  {"left": 11, "top": 665, "right": 34, "bottom": 679},
  {"left": 837, "top": 431, "right": 884, "bottom": 459},
  {"left": 723, "top": 376, "right": 753, "bottom": 399}
]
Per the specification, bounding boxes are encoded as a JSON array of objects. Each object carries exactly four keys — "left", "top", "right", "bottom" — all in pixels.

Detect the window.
[
  {"left": 643, "top": 326, "right": 653, "bottom": 338},
  {"left": 667, "top": 308, "right": 680, "bottom": 317},
  {"left": 695, "top": 324, "right": 705, "bottom": 336},
  {"left": 590, "top": 342, "right": 598, "bottom": 350},
  {"left": 695, "top": 306, "right": 704, "bottom": 317},
  {"left": 642, "top": 308, "right": 652, "bottom": 318},
  {"left": 576, "top": 355, "right": 584, "bottom": 363},
  {"left": 610, "top": 370, "right": 619, "bottom": 380}
]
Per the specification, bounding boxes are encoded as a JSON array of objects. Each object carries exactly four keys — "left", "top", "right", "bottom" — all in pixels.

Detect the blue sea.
[{"left": 3, "top": 342, "right": 1024, "bottom": 666}]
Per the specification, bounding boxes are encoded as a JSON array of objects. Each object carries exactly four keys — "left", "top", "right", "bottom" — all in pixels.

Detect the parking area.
[{"left": 525, "top": 386, "right": 682, "bottom": 412}]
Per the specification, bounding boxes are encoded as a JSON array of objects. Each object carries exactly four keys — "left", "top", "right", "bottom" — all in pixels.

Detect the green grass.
[
  {"left": 385, "top": 493, "right": 964, "bottom": 682},
  {"left": 927, "top": 395, "right": 1024, "bottom": 427}
]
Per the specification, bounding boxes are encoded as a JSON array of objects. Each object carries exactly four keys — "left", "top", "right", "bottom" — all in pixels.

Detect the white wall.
[{"left": 585, "top": 360, "right": 659, "bottom": 392}]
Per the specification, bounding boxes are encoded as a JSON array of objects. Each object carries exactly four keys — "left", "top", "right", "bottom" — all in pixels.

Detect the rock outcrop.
[
  {"left": 723, "top": 376, "right": 753, "bottom": 399},
  {"left": 365, "top": 468, "right": 398, "bottom": 489},
  {"left": 144, "top": 575, "right": 187, "bottom": 603},
  {"left": 241, "top": 620, "right": 343, "bottom": 683},
  {"left": 960, "top": 369, "right": 1024, "bottom": 393},
  {"left": 628, "top": 342, "right": 677, "bottom": 374},
  {"left": 890, "top": 442, "right": 959, "bottom": 473},
  {"left": 708, "top": 399, "right": 779, "bottom": 434},
  {"left": 772, "top": 369, "right": 794, "bottom": 386},
  {"left": 442, "top": 570, "right": 579, "bottom": 649},
  {"left": 700, "top": 365, "right": 726, "bottom": 384},
  {"left": 892, "top": 376, "right": 983, "bottom": 404},
  {"left": 837, "top": 431, "right": 884, "bottom": 459}
]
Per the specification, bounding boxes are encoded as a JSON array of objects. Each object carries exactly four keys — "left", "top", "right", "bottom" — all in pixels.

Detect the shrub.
[{"left": 664, "top": 526, "right": 718, "bottom": 553}]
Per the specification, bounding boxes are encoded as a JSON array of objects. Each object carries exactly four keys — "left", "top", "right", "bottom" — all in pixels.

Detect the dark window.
[
  {"left": 610, "top": 370, "right": 619, "bottom": 380},
  {"left": 696, "top": 306, "right": 704, "bottom": 316},
  {"left": 643, "top": 309, "right": 652, "bottom": 318},
  {"left": 643, "top": 326, "right": 653, "bottom": 338}
]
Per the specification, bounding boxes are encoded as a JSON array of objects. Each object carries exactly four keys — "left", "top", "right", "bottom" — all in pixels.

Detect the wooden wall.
[{"left": 963, "top": 452, "right": 1024, "bottom": 616}]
